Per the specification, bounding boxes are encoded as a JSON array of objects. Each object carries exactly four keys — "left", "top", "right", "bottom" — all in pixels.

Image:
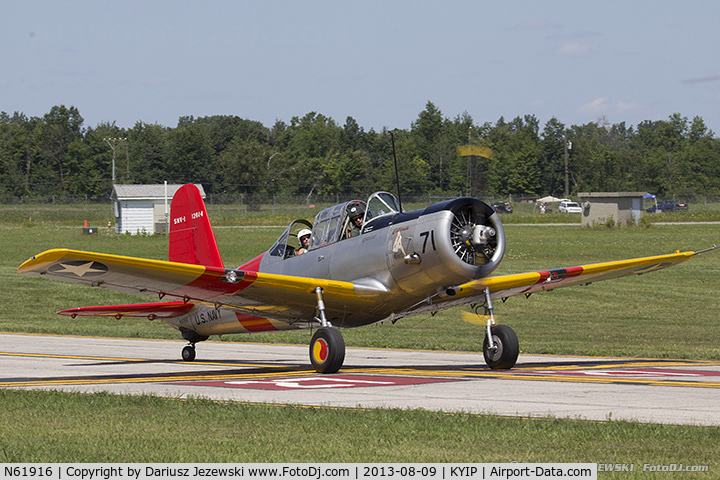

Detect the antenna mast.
[{"left": 390, "top": 130, "right": 403, "bottom": 211}]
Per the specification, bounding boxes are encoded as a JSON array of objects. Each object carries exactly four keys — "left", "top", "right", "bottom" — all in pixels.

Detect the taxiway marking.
[
  {"left": 173, "top": 375, "right": 461, "bottom": 390},
  {"left": 2, "top": 351, "right": 720, "bottom": 389}
]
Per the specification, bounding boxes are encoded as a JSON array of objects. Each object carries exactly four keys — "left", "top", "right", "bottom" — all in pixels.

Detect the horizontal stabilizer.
[{"left": 57, "top": 301, "right": 194, "bottom": 320}]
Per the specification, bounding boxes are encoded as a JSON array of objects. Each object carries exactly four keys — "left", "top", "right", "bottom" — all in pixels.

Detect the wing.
[
  {"left": 18, "top": 249, "right": 389, "bottom": 322},
  {"left": 422, "top": 250, "right": 697, "bottom": 313}
]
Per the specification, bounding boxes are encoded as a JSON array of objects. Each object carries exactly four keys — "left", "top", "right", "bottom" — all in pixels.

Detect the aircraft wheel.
[
  {"left": 483, "top": 325, "right": 518, "bottom": 370},
  {"left": 181, "top": 345, "right": 196, "bottom": 362},
  {"left": 310, "top": 327, "right": 345, "bottom": 374}
]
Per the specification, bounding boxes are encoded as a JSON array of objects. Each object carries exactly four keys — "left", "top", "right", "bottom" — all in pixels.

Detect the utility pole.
[
  {"left": 457, "top": 130, "right": 492, "bottom": 198},
  {"left": 563, "top": 134, "right": 572, "bottom": 198},
  {"left": 467, "top": 126, "right": 472, "bottom": 196},
  {"left": 103, "top": 137, "right": 127, "bottom": 185}
]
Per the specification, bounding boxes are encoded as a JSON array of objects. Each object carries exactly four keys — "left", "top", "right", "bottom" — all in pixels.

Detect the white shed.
[
  {"left": 577, "top": 192, "right": 648, "bottom": 227},
  {"left": 112, "top": 184, "right": 206, "bottom": 235}
]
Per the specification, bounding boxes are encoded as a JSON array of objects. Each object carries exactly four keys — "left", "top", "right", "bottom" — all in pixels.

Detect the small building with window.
[
  {"left": 112, "top": 184, "right": 206, "bottom": 235},
  {"left": 577, "top": 192, "right": 648, "bottom": 227}
]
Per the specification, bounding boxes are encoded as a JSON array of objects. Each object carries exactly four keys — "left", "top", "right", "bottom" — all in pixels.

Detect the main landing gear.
[
  {"left": 174, "top": 289, "right": 348, "bottom": 373},
  {"left": 310, "top": 287, "right": 346, "bottom": 373},
  {"left": 310, "top": 327, "right": 345, "bottom": 373},
  {"left": 481, "top": 287, "right": 519, "bottom": 370},
  {"left": 483, "top": 324, "right": 519, "bottom": 369}
]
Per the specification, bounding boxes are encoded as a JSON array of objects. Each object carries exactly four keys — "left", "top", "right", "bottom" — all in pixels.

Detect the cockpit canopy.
[
  {"left": 268, "top": 191, "right": 402, "bottom": 259},
  {"left": 310, "top": 191, "right": 401, "bottom": 249}
]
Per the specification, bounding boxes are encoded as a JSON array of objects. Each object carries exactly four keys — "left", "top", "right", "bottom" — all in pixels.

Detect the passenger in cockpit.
[
  {"left": 347, "top": 204, "right": 364, "bottom": 238},
  {"left": 296, "top": 229, "right": 312, "bottom": 254}
]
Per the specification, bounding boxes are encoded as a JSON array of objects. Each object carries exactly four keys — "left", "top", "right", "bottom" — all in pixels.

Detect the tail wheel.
[
  {"left": 181, "top": 345, "right": 196, "bottom": 362},
  {"left": 310, "top": 327, "right": 345, "bottom": 374},
  {"left": 483, "top": 325, "right": 519, "bottom": 370}
]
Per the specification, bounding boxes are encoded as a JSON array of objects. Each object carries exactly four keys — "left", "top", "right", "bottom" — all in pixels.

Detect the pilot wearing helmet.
[
  {"left": 347, "top": 203, "right": 364, "bottom": 238},
  {"left": 296, "top": 228, "right": 312, "bottom": 255}
]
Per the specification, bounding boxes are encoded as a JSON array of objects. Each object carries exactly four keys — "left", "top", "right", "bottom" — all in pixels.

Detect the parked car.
[
  {"left": 491, "top": 201, "right": 513, "bottom": 214},
  {"left": 646, "top": 200, "right": 688, "bottom": 213},
  {"left": 558, "top": 200, "right": 582, "bottom": 213}
]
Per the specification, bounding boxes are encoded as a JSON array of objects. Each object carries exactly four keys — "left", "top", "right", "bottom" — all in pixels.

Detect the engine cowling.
[
  {"left": 387, "top": 198, "right": 505, "bottom": 298},
  {"left": 444, "top": 197, "right": 505, "bottom": 277}
]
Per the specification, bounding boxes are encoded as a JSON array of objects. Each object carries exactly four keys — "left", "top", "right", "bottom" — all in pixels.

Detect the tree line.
[{"left": 1, "top": 102, "right": 719, "bottom": 200}]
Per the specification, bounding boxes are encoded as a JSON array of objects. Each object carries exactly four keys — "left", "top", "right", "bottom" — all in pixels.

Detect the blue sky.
[{"left": 3, "top": 1, "right": 719, "bottom": 136}]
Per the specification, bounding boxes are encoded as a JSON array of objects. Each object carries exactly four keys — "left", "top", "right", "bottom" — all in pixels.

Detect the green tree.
[
  {"left": 485, "top": 115, "right": 541, "bottom": 196},
  {"left": 0, "top": 112, "right": 34, "bottom": 196},
  {"left": 539, "top": 117, "right": 566, "bottom": 196},
  {"left": 3, "top": 103, "right": 720, "bottom": 200},
  {"left": 164, "top": 123, "right": 213, "bottom": 187},
  {"left": 677, "top": 116, "right": 720, "bottom": 195},
  {"left": 318, "top": 151, "right": 369, "bottom": 196},
  {"left": 32, "top": 105, "right": 85, "bottom": 194},
  {"left": 128, "top": 122, "right": 168, "bottom": 184},
  {"left": 82, "top": 122, "right": 128, "bottom": 196},
  {"left": 447, "top": 111, "right": 481, "bottom": 196},
  {"left": 217, "top": 140, "right": 276, "bottom": 195},
  {"left": 410, "top": 102, "right": 455, "bottom": 192},
  {"left": 281, "top": 112, "right": 341, "bottom": 196},
  {"left": 381, "top": 131, "right": 431, "bottom": 195}
]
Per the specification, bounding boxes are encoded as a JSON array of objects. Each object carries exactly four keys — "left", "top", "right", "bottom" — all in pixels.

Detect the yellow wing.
[
  {"left": 427, "top": 250, "right": 697, "bottom": 311},
  {"left": 18, "top": 249, "right": 387, "bottom": 322},
  {"left": 17, "top": 248, "right": 710, "bottom": 323}
]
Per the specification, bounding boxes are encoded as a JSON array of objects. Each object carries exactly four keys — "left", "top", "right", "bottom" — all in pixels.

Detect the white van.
[{"left": 559, "top": 200, "right": 582, "bottom": 213}]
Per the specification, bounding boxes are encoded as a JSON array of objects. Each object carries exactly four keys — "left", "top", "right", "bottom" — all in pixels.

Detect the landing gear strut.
[
  {"left": 481, "top": 287, "right": 519, "bottom": 370},
  {"left": 309, "top": 287, "right": 346, "bottom": 373}
]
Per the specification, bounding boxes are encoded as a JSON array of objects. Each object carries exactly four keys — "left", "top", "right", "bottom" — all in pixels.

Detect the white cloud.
[
  {"left": 580, "top": 97, "right": 608, "bottom": 113},
  {"left": 615, "top": 101, "right": 638, "bottom": 112},
  {"left": 556, "top": 41, "right": 597, "bottom": 57},
  {"left": 580, "top": 97, "right": 639, "bottom": 116}
]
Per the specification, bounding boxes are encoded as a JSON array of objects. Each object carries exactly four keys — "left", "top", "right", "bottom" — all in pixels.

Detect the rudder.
[{"left": 169, "top": 184, "right": 223, "bottom": 268}]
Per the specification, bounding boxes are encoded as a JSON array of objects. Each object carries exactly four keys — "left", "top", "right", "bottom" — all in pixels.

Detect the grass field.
[
  {"left": 2, "top": 220, "right": 720, "bottom": 470},
  {"left": 1, "top": 389, "right": 718, "bottom": 468}
]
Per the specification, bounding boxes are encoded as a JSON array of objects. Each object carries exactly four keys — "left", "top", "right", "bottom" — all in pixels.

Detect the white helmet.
[{"left": 298, "top": 229, "right": 312, "bottom": 246}]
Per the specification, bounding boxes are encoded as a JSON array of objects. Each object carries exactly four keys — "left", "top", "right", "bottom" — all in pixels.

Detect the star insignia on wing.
[{"left": 48, "top": 260, "right": 108, "bottom": 278}]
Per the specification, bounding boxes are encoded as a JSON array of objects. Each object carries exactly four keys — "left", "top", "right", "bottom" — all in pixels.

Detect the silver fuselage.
[{"left": 170, "top": 195, "right": 505, "bottom": 337}]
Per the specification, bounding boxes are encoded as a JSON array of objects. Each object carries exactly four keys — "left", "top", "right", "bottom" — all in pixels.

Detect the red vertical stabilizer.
[{"left": 169, "top": 184, "right": 224, "bottom": 268}]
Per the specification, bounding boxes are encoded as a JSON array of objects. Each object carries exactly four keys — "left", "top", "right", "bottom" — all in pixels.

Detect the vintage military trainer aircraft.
[{"left": 18, "top": 184, "right": 717, "bottom": 373}]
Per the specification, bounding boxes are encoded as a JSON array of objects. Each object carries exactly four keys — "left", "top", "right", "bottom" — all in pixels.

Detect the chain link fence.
[{"left": 2, "top": 192, "right": 719, "bottom": 226}]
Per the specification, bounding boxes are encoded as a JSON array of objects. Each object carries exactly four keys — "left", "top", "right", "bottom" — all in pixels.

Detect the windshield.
[
  {"left": 366, "top": 192, "right": 401, "bottom": 221},
  {"left": 310, "top": 202, "right": 352, "bottom": 248},
  {"left": 268, "top": 219, "right": 313, "bottom": 259},
  {"left": 302, "top": 192, "right": 402, "bottom": 249}
]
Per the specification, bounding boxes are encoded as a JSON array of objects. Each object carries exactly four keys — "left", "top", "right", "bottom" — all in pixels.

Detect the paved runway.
[{"left": 2, "top": 333, "right": 720, "bottom": 426}]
